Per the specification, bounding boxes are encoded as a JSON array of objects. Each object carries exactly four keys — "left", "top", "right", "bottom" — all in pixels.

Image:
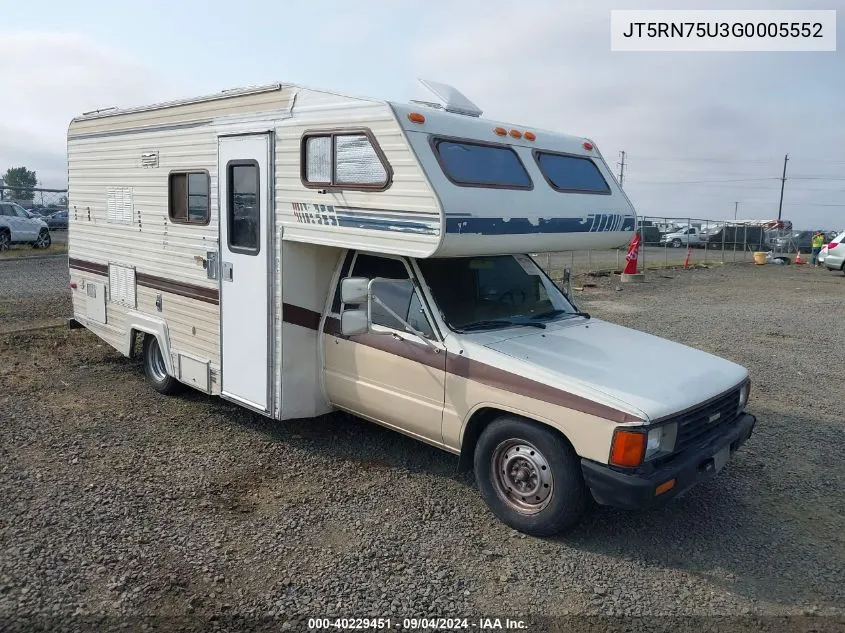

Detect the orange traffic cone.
[
  {"left": 794, "top": 250, "right": 805, "bottom": 264},
  {"left": 683, "top": 245, "right": 692, "bottom": 269}
]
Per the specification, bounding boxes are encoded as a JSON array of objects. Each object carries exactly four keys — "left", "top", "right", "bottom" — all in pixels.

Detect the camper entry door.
[{"left": 218, "top": 133, "right": 273, "bottom": 413}]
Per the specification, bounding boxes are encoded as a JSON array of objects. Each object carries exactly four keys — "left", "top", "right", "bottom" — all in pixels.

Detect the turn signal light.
[
  {"left": 583, "top": 141, "right": 594, "bottom": 151},
  {"left": 524, "top": 131, "right": 536, "bottom": 141},
  {"left": 655, "top": 479, "right": 676, "bottom": 496},
  {"left": 610, "top": 429, "right": 646, "bottom": 467},
  {"left": 493, "top": 127, "right": 507, "bottom": 136},
  {"left": 509, "top": 129, "right": 522, "bottom": 139},
  {"left": 408, "top": 112, "right": 426, "bottom": 124}
]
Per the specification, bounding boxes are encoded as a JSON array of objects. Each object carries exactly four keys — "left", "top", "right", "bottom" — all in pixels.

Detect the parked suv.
[
  {"left": 0, "top": 202, "right": 52, "bottom": 250},
  {"left": 659, "top": 226, "right": 702, "bottom": 248},
  {"left": 823, "top": 231, "right": 845, "bottom": 274}
]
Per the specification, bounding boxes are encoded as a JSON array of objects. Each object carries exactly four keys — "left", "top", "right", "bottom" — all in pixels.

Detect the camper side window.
[
  {"left": 169, "top": 172, "right": 210, "bottom": 224},
  {"left": 301, "top": 130, "right": 391, "bottom": 191}
]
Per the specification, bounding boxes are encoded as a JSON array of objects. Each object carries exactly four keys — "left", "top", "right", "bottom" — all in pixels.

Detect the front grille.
[{"left": 672, "top": 388, "right": 741, "bottom": 452}]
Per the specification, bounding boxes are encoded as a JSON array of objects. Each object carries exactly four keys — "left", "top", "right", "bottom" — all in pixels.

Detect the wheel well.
[
  {"left": 457, "top": 407, "right": 577, "bottom": 472},
  {"left": 0, "top": 227, "right": 9, "bottom": 234}
]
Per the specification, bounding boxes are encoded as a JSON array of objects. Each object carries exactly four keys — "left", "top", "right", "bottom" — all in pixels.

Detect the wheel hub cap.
[{"left": 491, "top": 439, "right": 554, "bottom": 515}]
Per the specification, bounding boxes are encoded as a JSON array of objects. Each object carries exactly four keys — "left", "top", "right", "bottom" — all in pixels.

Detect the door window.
[
  {"left": 350, "top": 254, "right": 434, "bottom": 338},
  {"left": 227, "top": 161, "right": 260, "bottom": 254}
]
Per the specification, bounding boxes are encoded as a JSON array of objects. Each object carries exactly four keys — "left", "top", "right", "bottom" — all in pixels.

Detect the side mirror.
[
  {"left": 340, "top": 309, "right": 368, "bottom": 336},
  {"left": 341, "top": 277, "right": 369, "bottom": 304}
]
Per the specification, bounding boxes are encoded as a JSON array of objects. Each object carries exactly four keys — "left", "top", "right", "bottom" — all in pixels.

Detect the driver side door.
[{"left": 323, "top": 253, "right": 447, "bottom": 446}]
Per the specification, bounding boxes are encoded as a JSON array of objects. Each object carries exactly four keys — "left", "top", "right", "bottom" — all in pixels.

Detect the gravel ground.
[
  {"left": 0, "top": 255, "right": 69, "bottom": 332},
  {"left": 1, "top": 258, "right": 844, "bottom": 632}
]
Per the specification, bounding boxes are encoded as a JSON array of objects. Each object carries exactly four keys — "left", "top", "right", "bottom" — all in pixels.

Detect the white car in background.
[
  {"left": 0, "top": 202, "right": 52, "bottom": 250},
  {"left": 822, "top": 231, "right": 845, "bottom": 274}
]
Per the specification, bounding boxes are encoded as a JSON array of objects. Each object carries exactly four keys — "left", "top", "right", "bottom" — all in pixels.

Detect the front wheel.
[
  {"left": 0, "top": 230, "right": 10, "bottom": 251},
  {"left": 672, "top": 238, "right": 682, "bottom": 248},
  {"left": 142, "top": 334, "right": 181, "bottom": 395},
  {"left": 474, "top": 416, "right": 588, "bottom": 536},
  {"left": 33, "top": 229, "right": 51, "bottom": 249}
]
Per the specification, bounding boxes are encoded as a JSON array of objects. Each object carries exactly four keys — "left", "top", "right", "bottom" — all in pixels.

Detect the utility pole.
[
  {"left": 617, "top": 151, "right": 626, "bottom": 188},
  {"left": 734, "top": 201, "right": 739, "bottom": 222},
  {"left": 776, "top": 154, "right": 789, "bottom": 222}
]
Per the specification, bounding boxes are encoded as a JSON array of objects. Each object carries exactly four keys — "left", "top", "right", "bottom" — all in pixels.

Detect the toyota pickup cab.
[{"left": 327, "top": 250, "right": 754, "bottom": 535}]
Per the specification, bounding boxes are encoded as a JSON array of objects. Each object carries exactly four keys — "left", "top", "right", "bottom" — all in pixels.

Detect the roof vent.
[{"left": 414, "top": 79, "right": 483, "bottom": 117}]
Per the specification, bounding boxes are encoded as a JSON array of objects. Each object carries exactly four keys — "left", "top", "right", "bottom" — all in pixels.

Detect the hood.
[{"left": 480, "top": 319, "right": 748, "bottom": 421}]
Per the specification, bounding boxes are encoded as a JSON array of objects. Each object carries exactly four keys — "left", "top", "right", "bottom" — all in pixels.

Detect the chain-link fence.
[
  {"left": 533, "top": 216, "right": 812, "bottom": 280},
  {"left": 0, "top": 186, "right": 68, "bottom": 214}
]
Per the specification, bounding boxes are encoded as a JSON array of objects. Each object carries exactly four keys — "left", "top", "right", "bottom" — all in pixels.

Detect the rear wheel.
[
  {"left": 474, "top": 416, "right": 588, "bottom": 536},
  {"left": 0, "top": 230, "right": 9, "bottom": 251},
  {"left": 33, "top": 229, "right": 51, "bottom": 249},
  {"left": 142, "top": 334, "right": 180, "bottom": 395}
]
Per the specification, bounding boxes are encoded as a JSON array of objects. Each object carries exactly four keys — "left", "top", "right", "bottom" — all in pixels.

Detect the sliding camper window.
[
  {"left": 226, "top": 161, "right": 260, "bottom": 255},
  {"left": 533, "top": 151, "right": 611, "bottom": 195},
  {"left": 431, "top": 137, "right": 532, "bottom": 190},
  {"left": 301, "top": 129, "right": 391, "bottom": 191},
  {"left": 168, "top": 171, "right": 210, "bottom": 224}
]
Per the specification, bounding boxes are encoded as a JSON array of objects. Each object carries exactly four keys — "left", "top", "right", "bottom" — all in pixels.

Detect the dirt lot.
[{"left": 1, "top": 257, "right": 844, "bottom": 631}]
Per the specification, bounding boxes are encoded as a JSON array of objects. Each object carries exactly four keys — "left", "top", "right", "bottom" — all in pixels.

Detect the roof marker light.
[
  {"left": 494, "top": 127, "right": 507, "bottom": 136},
  {"left": 408, "top": 112, "right": 426, "bottom": 124},
  {"left": 583, "top": 141, "right": 594, "bottom": 151},
  {"left": 524, "top": 131, "right": 536, "bottom": 141},
  {"left": 509, "top": 129, "right": 522, "bottom": 139}
]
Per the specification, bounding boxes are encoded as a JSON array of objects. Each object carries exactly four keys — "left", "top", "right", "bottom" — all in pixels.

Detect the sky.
[{"left": 1, "top": 0, "right": 843, "bottom": 229}]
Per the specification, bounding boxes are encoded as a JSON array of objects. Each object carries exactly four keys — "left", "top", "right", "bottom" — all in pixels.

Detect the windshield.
[{"left": 416, "top": 255, "right": 577, "bottom": 331}]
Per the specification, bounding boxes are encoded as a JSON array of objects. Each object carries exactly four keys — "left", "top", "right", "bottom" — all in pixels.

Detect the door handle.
[{"left": 222, "top": 261, "right": 233, "bottom": 282}]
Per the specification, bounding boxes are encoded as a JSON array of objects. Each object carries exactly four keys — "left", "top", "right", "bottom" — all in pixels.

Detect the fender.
[{"left": 124, "top": 311, "right": 174, "bottom": 376}]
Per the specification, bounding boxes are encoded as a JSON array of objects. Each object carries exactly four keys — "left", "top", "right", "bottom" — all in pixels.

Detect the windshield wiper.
[
  {"left": 531, "top": 309, "right": 591, "bottom": 320},
  {"left": 458, "top": 319, "right": 547, "bottom": 332}
]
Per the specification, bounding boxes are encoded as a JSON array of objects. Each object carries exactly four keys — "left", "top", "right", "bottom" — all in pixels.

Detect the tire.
[
  {"left": 32, "top": 229, "right": 51, "bottom": 249},
  {"left": 672, "top": 238, "right": 682, "bottom": 248},
  {"left": 474, "top": 416, "right": 588, "bottom": 536},
  {"left": 0, "top": 230, "right": 9, "bottom": 251},
  {"left": 142, "top": 334, "right": 180, "bottom": 395}
]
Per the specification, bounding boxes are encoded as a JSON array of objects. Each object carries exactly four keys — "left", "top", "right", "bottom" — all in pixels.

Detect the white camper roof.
[{"left": 68, "top": 80, "right": 637, "bottom": 258}]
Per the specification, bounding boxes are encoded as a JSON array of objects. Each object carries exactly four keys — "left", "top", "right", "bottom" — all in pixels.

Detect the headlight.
[
  {"left": 644, "top": 422, "right": 678, "bottom": 461},
  {"left": 738, "top": 380, "right": 750, "bottom": 411}
]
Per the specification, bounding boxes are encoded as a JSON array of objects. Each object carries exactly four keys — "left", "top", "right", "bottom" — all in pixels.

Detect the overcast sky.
[{"left": 1, "top": 0, "right": 842, "bottom": 229}]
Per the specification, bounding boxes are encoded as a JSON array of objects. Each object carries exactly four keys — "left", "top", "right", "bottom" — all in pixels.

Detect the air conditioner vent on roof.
[{"left": 415, "top": 79, "right": 483, "bottom": 117}]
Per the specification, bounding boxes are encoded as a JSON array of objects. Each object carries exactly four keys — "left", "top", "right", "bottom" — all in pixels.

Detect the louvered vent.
[
  {"left": 108, "top": 264, "right": 136, "bottom": 308},
  {"left": 107, "top": 187, "right": 133, "bottom": 224},
  {"left": 141, "top": 151, "right": 159, "bottom": 168}
]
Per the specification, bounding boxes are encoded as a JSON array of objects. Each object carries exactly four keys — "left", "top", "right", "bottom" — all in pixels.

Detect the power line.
[{"left": 627, "top": 177, "right": 780, "bottom": 185}]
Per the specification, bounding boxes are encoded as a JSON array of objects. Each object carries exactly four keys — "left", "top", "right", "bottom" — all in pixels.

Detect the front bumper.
[{"left": 582, "top": 413, "right": 756, "bottom": 510}]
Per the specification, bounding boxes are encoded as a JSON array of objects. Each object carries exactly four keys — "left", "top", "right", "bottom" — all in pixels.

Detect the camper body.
[{"left": 67, "top": 82, "right": 755, "bottom": 534}]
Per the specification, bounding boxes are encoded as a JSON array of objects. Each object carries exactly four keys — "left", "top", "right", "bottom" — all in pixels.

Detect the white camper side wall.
[
  {"left": 274, "top": 242, "right": 341, "bottom": 420},
  {"left": 274, "top": 89, "right": 443, "bottom": 258},
  {"left": 67, "top": 87, "right": 295, "bottom": 395}
]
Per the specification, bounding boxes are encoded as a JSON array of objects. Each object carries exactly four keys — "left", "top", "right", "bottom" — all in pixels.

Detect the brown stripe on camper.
[
  {"left": 68, "top": 258, "right": 108, "bottom": 276},
  {"left": 135, "top": 273, "right": 219, "bottom": 305},
  {"left": 321, "top": 314, "right": 640, "bottom": 423},
  {"left": 282, "top": 303, "right": 322, "bottom": 330}
]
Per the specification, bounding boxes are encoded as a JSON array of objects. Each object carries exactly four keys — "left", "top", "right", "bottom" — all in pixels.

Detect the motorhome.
[{"left": 66, "top": 80, "right": 755, "bottom": 535}]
